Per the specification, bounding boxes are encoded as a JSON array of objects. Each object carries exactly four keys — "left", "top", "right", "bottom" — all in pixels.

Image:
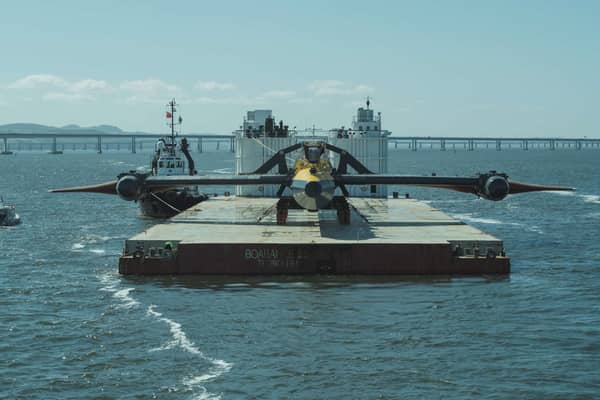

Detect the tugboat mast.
[{"left": 166, "top": 99, "right": 181, "bottom": 146}]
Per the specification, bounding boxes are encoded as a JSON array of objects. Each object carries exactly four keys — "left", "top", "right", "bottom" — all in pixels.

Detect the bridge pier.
[
  {"left": 131, "top": 137, "right": 136, "bottom": 154},
  {"left": 49, "top": 136, "right": 62, "bottom": 154},
  {"left": 1, "top": 137, "right": 12, "bottom": 154},
  {"left": 440, "top": 139, "right": 446, "bottom": 151},
  {"left": 522, "top": 139, "right": 529, "bottom": 150},
  {"left": 496, "top": 139, "right": 501, "bottom": 151},
  {"left": 197, "top": 138, "right": 203, "bottom": 153},
  {"left": 97, "top": 136, "right": 103, "bottom": 154},
  {"left": 230, "top": 137, "right": 235, "bottom": 152}
]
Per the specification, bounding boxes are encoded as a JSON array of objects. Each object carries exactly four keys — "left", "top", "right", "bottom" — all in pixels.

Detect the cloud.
[
  {"left": 260, "top": 90, "right": 297, "bottom": 99},
  {"left": 120, "top": 79, "right": 180, "bottom": 94},
  {"left": 193, "top": 96, "right": 258, "bottom": 105},
  {"left": 119, "top": 79, "right": 181, "bottom": 104},
  {"left": 69, "top": 79, "right": 110, "bottom": 92},
  {"left": 43, "top": 92, "right": 95, "bottom": 102},
  {"left": 121, "top": 96, "right": 172, "bottom": 105},
  {"left": 8, "top": 74, "right": 68, "bottom": 89},
  {"left": 195, "top": 81, "right": 237, "bottom": 91},
  {"left": 308, "top": 80, "right": 374, "bottom": 96},
  {"left": 7, "top": 74, "right": 112, "bottom": 96},
  {"left": 5, "top": 75, "right": 374, "bottom": 107}
]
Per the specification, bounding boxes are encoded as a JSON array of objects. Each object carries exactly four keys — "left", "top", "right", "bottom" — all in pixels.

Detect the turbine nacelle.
[
  {"left": 477, "top": 173, "right": 510, "bottom": 201},
  {"left": 291, "top": 177, "right": 336, "bottom": 211},
  {"left": 116, "top": 174, "right": 143, "bottom": 201}
]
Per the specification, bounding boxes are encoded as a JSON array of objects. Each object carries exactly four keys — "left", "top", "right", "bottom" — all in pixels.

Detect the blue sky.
[{"left": 0, "top": 0, "right": 598, "bottom": 137}]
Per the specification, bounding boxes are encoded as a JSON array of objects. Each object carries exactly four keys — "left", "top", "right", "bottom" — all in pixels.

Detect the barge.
[
  {"left": 115, "top": 100, "right": 570, "bottom": 275},
  {"left": 119, "top": 196, "right": 509, "bottom": 275}
]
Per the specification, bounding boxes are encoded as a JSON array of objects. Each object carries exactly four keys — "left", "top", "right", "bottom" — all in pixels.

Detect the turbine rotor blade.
[
  {"left": 507, "top": 180, "right": 575, "bottom": 194},
  {"left": 336, "top": 174, "right": 575, "bottom": 199},
  {"left": 49, "top": 180, "right": 118, "bottom": 195}
]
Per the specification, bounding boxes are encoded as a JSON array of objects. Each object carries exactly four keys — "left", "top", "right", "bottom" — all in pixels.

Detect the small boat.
[{"left": 0, "top": 197, "right": 21, "bottom": 226}]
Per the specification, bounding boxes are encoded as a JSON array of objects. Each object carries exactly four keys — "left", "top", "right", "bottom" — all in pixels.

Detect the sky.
[{"left": 0, "top": 0, "right": 599, "bottom": 137}]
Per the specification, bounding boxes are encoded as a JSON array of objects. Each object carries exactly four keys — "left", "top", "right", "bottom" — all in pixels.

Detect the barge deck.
[{"left": 119, "top": 197, "right": 510, "bottom": 275}]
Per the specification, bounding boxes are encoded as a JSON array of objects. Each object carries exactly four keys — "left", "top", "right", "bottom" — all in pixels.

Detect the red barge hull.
[{"left": 119, "top": 197, "right": 510, "bottom": 275}]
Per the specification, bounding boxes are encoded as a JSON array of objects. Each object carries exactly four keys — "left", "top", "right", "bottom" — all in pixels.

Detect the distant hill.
[
  {"left": 0, "top": 123, "right": 222, "bottom": 136},
  {"left": 0, "top": 123, "right": 146, "bottom": 135},
  {"left": 0, "top": 123, "right": 67, "bottom": 134},
  {"left": 91, "top": 125, "right": 123, "bottom": 134}
]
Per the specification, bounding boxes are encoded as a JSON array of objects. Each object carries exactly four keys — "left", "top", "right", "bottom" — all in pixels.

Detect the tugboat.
[
  {"left": 137, "top": 100, "right": 208, "bottom": 218},
  {"left": 49, "top": 100, "right": 208, "bottom": 218},
  {"left": 0, "top": 197, "right": 21, "bottom": 226}
]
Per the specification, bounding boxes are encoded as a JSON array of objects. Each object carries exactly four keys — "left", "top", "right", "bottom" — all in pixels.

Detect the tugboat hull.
[{"left": 138, "top": 189, "right": 208, "bottom": 218}]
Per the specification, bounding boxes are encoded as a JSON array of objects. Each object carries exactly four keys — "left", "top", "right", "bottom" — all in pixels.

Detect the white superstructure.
[
  {"left": 328, "top": 99, "right": 390, "bottom": 197},
  {"left": 153, "top": 139, "right": 187, "bottom": 176},
  {"left": 236, "top": 109, "right": 297, "bottom": 196},
  {"left": 235, "top": 101, "right": 390, "bottom": 198}
]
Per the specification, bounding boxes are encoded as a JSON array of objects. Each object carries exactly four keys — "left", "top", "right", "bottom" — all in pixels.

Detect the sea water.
[{"left": 1, "top": 149, "right": 599, "bottom": 399}]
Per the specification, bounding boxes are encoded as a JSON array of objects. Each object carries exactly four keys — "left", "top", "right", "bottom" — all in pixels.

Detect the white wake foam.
[
  {"left": 451, "top": 214, "right": 503, "bottom": 225},
  {"left": 147, "top": 305, "right": 233, "bottom": 399},
  {"left": 581, "top": 195, "right": 600, "bottom": 204},
  {"left": 97, "top": 273, "right": 139, "bottom": 309},
  {"left": 527, "top": 225, "right": 544, "bottom": 234},
  {"left": 451, "top": 214, "right": 547, "bottom": 234},
  {"left": 113, "top": 288, "right": 140, "bottom": 309},
  {"left": 546, "top": 190, "right": 576, "bottom": 196},
  {"left": 72, "top": 234, "right": 125, "bottom": 253}
]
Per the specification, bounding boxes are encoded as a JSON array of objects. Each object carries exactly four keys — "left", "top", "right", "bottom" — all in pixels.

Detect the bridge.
[
  {"left": 388, "top": 136, "right": 600, "bottom": 151},
  {"left": 1, "top": 132, "right": 599, "bottom": 154},
  {"left": 0, "top": 132, "right": 235, "bottom": 154}
]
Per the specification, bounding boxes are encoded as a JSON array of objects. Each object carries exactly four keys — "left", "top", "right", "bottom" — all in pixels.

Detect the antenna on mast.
[{"left": 166, "top": 99, "right": 182, "bottom": 144}]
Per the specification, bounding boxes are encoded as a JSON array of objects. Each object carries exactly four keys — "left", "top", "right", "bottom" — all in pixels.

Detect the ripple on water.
[{"left": 2, "top": 151, "right": 600, "bottom": 399}]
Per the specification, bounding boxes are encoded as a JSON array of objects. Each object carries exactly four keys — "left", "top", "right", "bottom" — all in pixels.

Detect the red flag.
[{"left": 166, "top": 111, "right": 172, "bottom": 118}]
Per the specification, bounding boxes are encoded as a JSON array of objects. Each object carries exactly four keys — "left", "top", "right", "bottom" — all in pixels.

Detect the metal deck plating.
[{"left": 119, "top": 197, "right": 510, "bottom": 275}]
